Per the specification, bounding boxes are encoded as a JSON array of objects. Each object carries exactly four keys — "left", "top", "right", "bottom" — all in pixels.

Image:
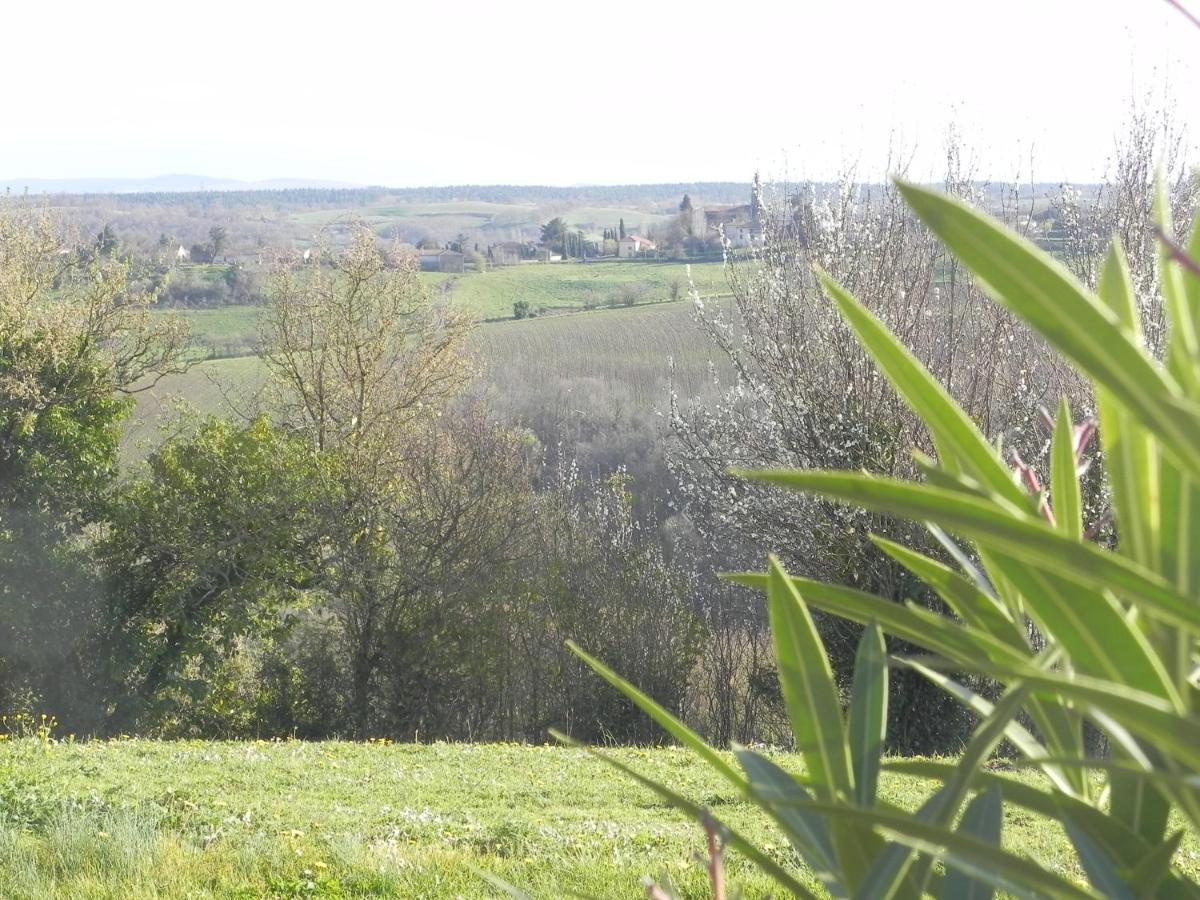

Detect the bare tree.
[{"left": 260, "top": 225, "right": 479, "bottom": 736}]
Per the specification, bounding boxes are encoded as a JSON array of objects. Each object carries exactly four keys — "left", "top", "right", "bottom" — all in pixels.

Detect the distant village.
[{"left": 412, "top": 182, "right": 767, "bottom": 273}]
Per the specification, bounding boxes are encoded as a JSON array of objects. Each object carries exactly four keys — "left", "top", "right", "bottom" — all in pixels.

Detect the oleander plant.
[{"left": 561, "top": 179, "right": 1200, "bottom": 899}]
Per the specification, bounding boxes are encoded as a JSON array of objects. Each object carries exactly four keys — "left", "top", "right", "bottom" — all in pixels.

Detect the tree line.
[
  {"left": 2, "top": 111, "right": 1191, "bottom": 750},
  {"left": 0, "top": 219, "right": 701, "bottom": 742}
]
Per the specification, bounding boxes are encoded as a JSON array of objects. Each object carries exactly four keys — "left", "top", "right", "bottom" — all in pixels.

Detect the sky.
[{"left": 2, "top": 0, "right": 1197, "bottom": 186}]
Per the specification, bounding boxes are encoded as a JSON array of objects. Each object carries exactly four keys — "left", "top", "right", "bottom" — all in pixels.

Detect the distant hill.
[
  {"left": 0, "top": 176, "right": 754, "bottom": 207},
  {"left": 1, "top": 174, "right": 365, "bottom": 194}
]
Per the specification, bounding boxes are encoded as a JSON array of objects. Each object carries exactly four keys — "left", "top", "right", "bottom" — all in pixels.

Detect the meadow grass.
[{"left": 0, "top": 739, "right": 1153, "bottom": 898}]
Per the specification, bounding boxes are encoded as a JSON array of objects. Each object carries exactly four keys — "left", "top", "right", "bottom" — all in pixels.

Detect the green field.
[
  {"left": 0, "top": 740, "right": 1133, "bottom": 898},
  {"left": 132, "top": 297, "right": 734, "bottom": 456},
  {"left": 426, "top": 260, "right": 728, "bottom": 320},
  {"left": 170, "top": 261, "right": 729, "bottom": 355},
  {"left": 476, "top": 300, "right": 731, "bottom": 406},
  {"left": 174, "top": 307, "right": 263, "bottom": 358},
  {"left": 285, "top": 201, "right": 670, "bottom": 240}
]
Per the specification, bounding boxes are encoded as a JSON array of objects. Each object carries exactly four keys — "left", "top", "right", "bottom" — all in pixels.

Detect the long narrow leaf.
[
  {"left": 849, "top": 622, "right": 888, "bottom": 808},
  {"left": 1096, "top": 245, "right": 1160, "bottom": 570},
  {"left": 736, "top": 470, "right": 1200, "bottom": 631},
  {"left": 896, "top": 180, "right": 1200, "bottom": 480},
  {"left": 816, "top": 270, "right": 1026, "bottom": 507},
  {"left": 870, "top": 536, "right": 1022, "bottom": 645},
  {"left": 941, "top": 788, "right": 1002, "bottom": 900},
  {"left": 728, "top": 571, "right": 1030, "bottom": 670},
  {"left": 885, "top": 762, "right": 1151, "bottom": 869},
  {"left": 1064, "top": 819, "right": 1136, "bottom": 900},
  {"left": 784, "top": 801, "right": 1100, "bottom": 899},
  {"left": 767, "top": 556, "right": 855, "bottom": 801},
  {"left": 856, "top": 684, "right": 1033, "bottom": 897},
  {"left": 734, "top": 748, "right": 847, "bottom": 898},
  {"left": 1156, "top": 181, "right": 1200, "bottom": 397},
  {"left": 1051, "top": 398, "right": 1083, "bottom": 541},
  {"left": 566, "top": 640, "right": 746, "bottom": 791}
]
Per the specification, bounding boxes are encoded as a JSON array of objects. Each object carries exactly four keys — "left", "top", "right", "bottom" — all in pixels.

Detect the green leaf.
[
  {"left": 885, "top": 761, "right": 1152, "bottom": 870},
  {"left": 1156, "top": 181, "right": 1200, "bottom": 397},
  {"left": 1127, "top": 829, "right": 1185, "bottom": 897},
  {"left": 766, "top": 556, "right": 855, "bottom": 801},
  {"left": 1064, "top": 818, "right": 1136, "bottom": 900},
  {"left": 896, "top": 180, "right": 1200, "bottom": 480},
  {"left": 899, "top": 659, "right": 1077, "bottom": 793},
  {"left": 926, "top": 523, "right": 996, "bottom": 601},
  {"left": 1108, "top": 750, "right": 1172, "bottom": 849},
  {"left": 1096, "top": 245, "right": 1161, "bottom": 570},
  {"left": 1183, "top": 214, "right": 1200, "bottom": 363},
  {"left": 815, "top": 270, "right": 1026, "bottom": 507},
  {"left": 734, "top": 748, "right": 846, "bottom": 897},
  {"left": 848, "top": 622, "right": 887, "bottom": 808},
  {"left": 984, "top": 556, "right": 1178, "bottom": 704},
  {"left": 908, "top": 658, "right": 1200, "bottom": 772},
  {"left": 856, "top": 683, "right": 1032, "bottom": 897},
  {"left": 728, "top": 571, "right": 1027, "bottom": 671},
  {"left": 786, "top": 801, "right": 1100, "bottom": 899},
  {"left": 870, "top": 536, "right": 1021, "bottom": 645},
  {"left": 1050, "top": 398, "right": 1083, "bottom": 541},
  {"left": 941, "top": 788, "right": 1002, "bottom": 900},
  {"left": 732, "top": 566, "right": 1087, "bottom": 796},
  {"left": 736, "top": 470, "right": 1200, "bottom": 632}
]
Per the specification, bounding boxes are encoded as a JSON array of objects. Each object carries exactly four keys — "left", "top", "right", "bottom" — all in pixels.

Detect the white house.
[
  {"left": 617, "top": 235, "right": 656, "bottom": 258},
  {"left": 175, "top": 244, "right": 189, "bottom": 262},
  {"left": 722, "top": 223, "right": 763, "bottom": 249}
]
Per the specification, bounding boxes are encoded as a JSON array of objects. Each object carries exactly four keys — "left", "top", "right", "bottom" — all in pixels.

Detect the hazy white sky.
[{"left": 2, "top": 0, "right": 1197, "bottom": 185}]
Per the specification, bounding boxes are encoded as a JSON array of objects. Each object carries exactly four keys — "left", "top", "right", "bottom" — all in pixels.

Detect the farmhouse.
[
  {"left": 488, "top": 241, "right": 525, "bottom": 267},
  {"left": 418, "top": 249, "right": 466, "bottom": 273},
  {"left": 703, "top": 174, "right": 766, "bottom": 248},
  {"left": 617, "top": 235, "right": 656, "bottom": 258}
]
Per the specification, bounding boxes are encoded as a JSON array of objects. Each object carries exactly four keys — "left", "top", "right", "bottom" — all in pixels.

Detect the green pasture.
[{"left": 0, "top": 740, "right": 1129, "bottom": 898}]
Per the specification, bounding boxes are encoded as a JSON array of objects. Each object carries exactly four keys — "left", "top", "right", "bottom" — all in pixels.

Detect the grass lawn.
[{"left": 0, "top": 740, "right": 1142, "bottom": 899}]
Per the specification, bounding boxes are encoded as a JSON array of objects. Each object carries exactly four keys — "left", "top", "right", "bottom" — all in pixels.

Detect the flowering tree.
[{"left": 667, "top": 150, "right": 1081, "bottom": 749}]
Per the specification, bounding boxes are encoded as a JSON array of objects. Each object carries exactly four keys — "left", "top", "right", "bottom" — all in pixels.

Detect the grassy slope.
[{"left": 0, "top": 740, "right": 1138, "bottom": 899}]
